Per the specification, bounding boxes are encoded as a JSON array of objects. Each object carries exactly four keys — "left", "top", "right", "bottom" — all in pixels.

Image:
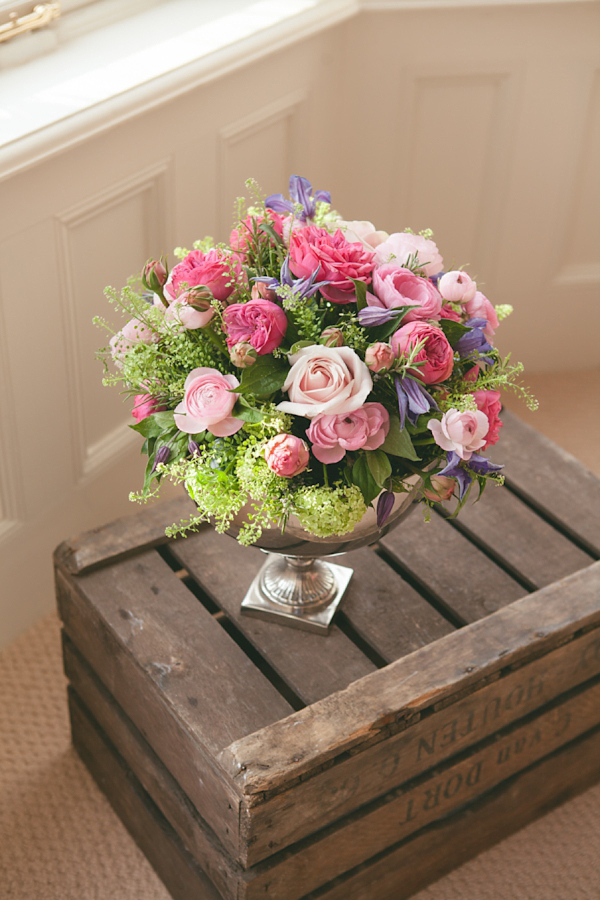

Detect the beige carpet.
[{"left": 1, "top": 370, "right": 599, "bottom": 900}]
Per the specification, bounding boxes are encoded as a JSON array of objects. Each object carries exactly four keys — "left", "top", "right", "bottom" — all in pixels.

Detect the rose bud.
[
  {"left": 229, "top": 341, "right": 257, "bottom": 368},
  {"left": 321, "top": 326, "right": 345, "bottom": 348},
  {"left": 264, "top": 434, "right": 310, "bottom": 477},
  {"left": 251, "top": 282, "right": 277, "bottom": 302},
  {"left": 424, "top": 475, "right": 455, "bottom": 502},
  {"left": 365, "top": 342, "right": 396, "bottom": 373},
  {"left": 142, "top": 258, "right": 167, "bottom": 293},
  {"left": 187, "top": 285, "right": 214, "bottom": 311}
]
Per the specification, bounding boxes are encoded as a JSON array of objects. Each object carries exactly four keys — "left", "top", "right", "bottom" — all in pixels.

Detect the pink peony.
[
  {"left": 264, "top": 434, "right": 310, "bottom": 477},
  {"left": 472, "top": 389, "right": 503, "bottom": 448},
  {"left": 464, "top": 291, "right": 499, "bottom": 339},
  {"left": 424, "top": 475, "right": 455, "bottom": 502},
  {"left": 277, "top": 345, "right": 373, "bottom": 418},
  {"left": 307, "top": 403, "right": 390, "bottom": 464},
  {"left": 223, "top": 299, "right": 287, "bottom": 355},
  {"left": 391, "top": 321, "right": 454, "bottom": 384},
  {"left": 371, "top": 265, "right": 442, "bottom": 322},
  {"left": 374, "top": 233, "right": 443, "bottom": 277},
  {"left": 365, "top": 342, "right": 396, "bottom": 373},
  {"left": 110, "top": 318, "right": 158, "bottom": 363},
  {"left": 438, "top": 271, "right": 477, "bottom": 304},
  {"left": 427, "top": 409, "right": 489, "bottom": 460},
  {"left": 174, "top": 367, "right": 244, "bottom": 437},
  {"left": 165, "top": 249, "right": 238, "bottom": 304},
  {"left": 289, "top": 226, "right": 375, "bottom": 304},
  {"left": 131, "top": 394, "right": 165, "bottom": 423}
]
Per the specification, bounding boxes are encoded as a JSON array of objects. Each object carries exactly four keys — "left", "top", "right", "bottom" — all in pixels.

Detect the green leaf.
[
  {"left": 237, "top": 354, "right": 289, "bottom": 397},
  {"left": 258, "top": 222, "right": 284, "bottom": 246},
  {"left": 352, "top": 278, "right": 368, "bottom": 311},
  {"left": 366, "top": 449, "right": 392, "bottom": 488},
  {"left": 351, "top": 454, "right": 381, "bottom": 506},
  {"left": 290, "top": 340, "right": 314, "bottom": 354},
  {"left": 438, "top": 318, "right": 470, "bottom": 348},
  {"left": 232, "top": 400, "right": 263, "bottom": 423},
  {"left": 380, "top": 415, "right": 421, "bottom": 461},
  {"left": 130, "top": 410, "right": 176, "bottom": 440}
]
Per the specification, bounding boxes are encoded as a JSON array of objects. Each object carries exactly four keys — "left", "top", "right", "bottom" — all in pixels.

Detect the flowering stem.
[
  {"left": 201, "top": 325, "right": 229, "bottom": 357},
  {"left": 322, "top": 464, "right": 329, "bottom": 487}
]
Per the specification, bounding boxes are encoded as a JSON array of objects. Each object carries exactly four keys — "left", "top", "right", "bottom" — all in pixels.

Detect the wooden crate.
[{"left": 54, "top": 413, "right": 600, "bottom": 900}]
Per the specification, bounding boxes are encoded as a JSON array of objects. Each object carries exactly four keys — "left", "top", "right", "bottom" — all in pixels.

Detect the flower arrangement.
[{"left": 97, "top": 175, "right": 535, "bottom": 546}]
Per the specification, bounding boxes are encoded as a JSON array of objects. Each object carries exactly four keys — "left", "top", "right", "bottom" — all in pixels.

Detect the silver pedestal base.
[{"left": 240, "top": 554, "right": 353, "bottom": 634}]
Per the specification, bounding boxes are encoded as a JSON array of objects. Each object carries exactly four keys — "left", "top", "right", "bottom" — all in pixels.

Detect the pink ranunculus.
[
  {"left": 365, "top": 342, "right": 396, "bottom": 373},
  {"left": 131, "top": 394, "right": 165, "bottom": 423},
  {"left": 464, "top": 291, "right": 499, "bottom": 339},
  {"left": 371, "top": 265, "right": 442, "bottom": 322},
  {"left": 472, "top": 389, "right": 503, "bottom": 448},
  {"left": 289, "top": 226, "right": 375, "bottom": 304},
  {"left": 223, "top": 299, "right": 287, "bottom": 355},
  {"left": 439, "top": 304, "right": 462, "bottom": 323},
  {"left": 264, "top": 434, "right": 310, "bottom": 477},
  {"left": 307, "top": 403, "right": 390, "bottom": 464},
  {"left": 424, "top": 475, "right": 455, "bottom": 502},
  {"left": 391, "top": 321, "right": 455, "bottom": 384},
  {"left": 174, "top": 368, "right": 244, "bottom": 437},
  {"left": 277, "top": 345, "right": 373, "bottom": 418},
  {"left": 165, "top": 249, "right": 238, "bottom": 304},
  {"left": 374, "top": 233, "right": 443, "bottom": 277},
  {"left": 337, "top": 220, "right": 389, "bottom": 251},
  {"left": 110, "top": 317, "right": 158, "bottom": 363},
  {"left": 230, "top": 211, "right": 284, "bottom": 259},
  {"left": 438, "top": 271, "right": 477, "bottom": 304},
  {"left": 164, "top": 296, "right": 214, "bottom": 329},
  {"left": 427, "top": 409, "right": 489, "bottom": 460}
]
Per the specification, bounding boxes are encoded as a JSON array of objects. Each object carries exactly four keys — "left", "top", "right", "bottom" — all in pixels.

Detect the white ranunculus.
[
  {"left": 337, "top": 219, "right": 389, "bottom": 251},
  {"left": 277, "top": 345, "right": 373, "bottom": 418}
]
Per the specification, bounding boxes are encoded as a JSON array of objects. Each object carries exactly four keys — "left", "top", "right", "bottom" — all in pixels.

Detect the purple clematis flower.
[
  {"left": 457, "top": 317, "right": 494, "bottom": 365},
  {"left": 394, "top": 376, "right": 439, "bottom": 429},
  {"left": 466, "top": 452, "right": 504, "bottom": 476},
  {"left": 265, "top": 175, "right": 331, "bottom": 222},
  {"left": 376, "top": 490, "right": 395, "bottom": 527},
  {"left": 438, "top": 451, "right": 473, "bottom": 500},
  {"left": 357, "top": 305, "right": 402, "bottom": 327},
  {"left": 255, "top": 256, "right": 329, "bottom": 302}
]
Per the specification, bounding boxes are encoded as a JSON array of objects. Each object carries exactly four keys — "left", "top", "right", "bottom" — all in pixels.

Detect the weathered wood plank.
[
  {"left": 490, "top": 411, "right": 600, "bottom": 556},
  {"left": 69, "top": 689, "right": 223, "bottom": 900},
  {"left": 170, "top": 530, "right": 377, "bottom": 705},
  {"left": 239, "top": 622, "right": 600, "bottom": 864},
  {"left": 379, "top": 511, "right": 525, "bottom": 623}
]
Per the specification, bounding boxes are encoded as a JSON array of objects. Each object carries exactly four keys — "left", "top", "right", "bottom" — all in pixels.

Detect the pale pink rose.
[
  {"left": 223, "top": 299, "right": 287, "bottom": 355},
  {"left": 165, "top": 249, "right": 238, "bottom": 304},
  {"left": 174, "top": 367, "right": 244, "bottom": 437},
  {"left": 472, "top": 389, "right": 503, "bottom": 448},
  {"left": 289, "top": 226, "right": 375, "bottom": 304},
  {"left": 337, "top": 220, "right": 389, "bottom": 251},
  {"left": 165, "top": 296, "right": 214, "bottom": 329},
  {"left": 424, "top": 475, "right": 455, "bottom": 502},
  {"left": 307, "top": 403, "right": 390, "bottom": 464},
  {"left": 110, "top": 317, "right": 158, "bottom": 363},
  {"left": 264, "top": 434, "right": 310, "bottom": 477},
  {"left": 372, "top": 265, "right": 442, "bottom": 322},
  {"left": 391, "top": 321, "right": 454, "bottom": 384},
  {"left": 229, "top": 341, "right": 257, "bottom": 368},
  {"left": 365, "top": 342, "right": 396, "bottom": 373},
  {"left": 277, "top": 345, "right": 373, "bottom": 418},
  {"left": 438, "top": 271, "right": 477, "bottom": 304},
  {"left": 464, "top": 291, "right": 499, "bottom": 339},
  {"left": 427, "top": 409, "right": 489, "bottom": 460},
  {"left": 131, "top": 394, "right": 165, "bottom": 423},
  {"left": 374, "top": 233, "right": 443, "bottom": 277}
]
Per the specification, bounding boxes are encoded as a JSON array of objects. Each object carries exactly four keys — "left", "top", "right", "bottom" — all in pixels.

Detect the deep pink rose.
[
  {"left": 307, "top": 403, "right": 390, "bottom": 463},
  {"left": 230, "top": 211, "right": 284, "bottom": 259},
  {"left": 223, "top": 299, "right": 287, "bottom": 355},
  {"left": 365, "top": 342, "right": 396, "bottom": 373},
  {"left": 371, "top": 265, "right": 442, "bottom": 322},
  {"left": 110, "top": 317, "right": 158, "bottom": 363},
  {"left": 438, "top": 271, "right": 477, "bottom": 304},
  {"left": 277, "top": 345, "right": 373, "bottom": 418},
  {"left": 374, "top": 233, "right": 443, "bottom": 277},
  {"left": 289, "top": 226, "right": 375, "bottom": 304},
  {"left": 464, "top": 291, "right": 499, "bottom": 339},
  {"left": 428, "top": 409, "right": 489, "bottom": 460},
  {"left": 473, "top": 389, "right": 503, "bottom": 448},
  {"left": 174, "top": 367, "right": 244, "bottom": 436},
  {"left": 391, "top": 321, "right": 454, "bottom": 384},
  {"left": 264, "top": 434, "right": 310, "bottom": 477},
  {"left": 424, "top": 475, "right": 455, "bottom": 502},
  {"left": 165, "top": 249, "right": 238, "bottom": 304},
  {"left": 131, "top": 394, "right": 165, "bottom": 423}
]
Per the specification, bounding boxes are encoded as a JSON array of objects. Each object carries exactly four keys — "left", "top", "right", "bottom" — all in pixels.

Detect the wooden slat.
[
  {"left": 490, "top": 411, "right": 600, "bottom": 556},
  {"left": 170, "top": 530, "right": 377, "bottom": 706},
  {"left": 379, "top": 512, "right": 525, "bottom": 623}
]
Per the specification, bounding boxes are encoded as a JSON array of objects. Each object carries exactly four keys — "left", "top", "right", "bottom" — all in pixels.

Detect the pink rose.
[
  {"left": 464, "top": 291, "right": 499, "bottom": 339},
  {"left": 174, "top": 367, "right": 244, "bottom": 437},
  {"left": 277, "top": 345, "right": 373, "bottom": 418},
  {"left": 223, "top": 299, "right": 287, "bottom": 355},
  {"left": 251, "top": 282, "right": 277, "bottom": 303},
  {"left": 307, "top": 403, "right": 390, "bottom": 464},
  {"left": 264, "top": 434, "right": 310, "bottom": 477},
  {"left": 110, "top": 317, "right": 158, "bottom": 363},
  {"left": 365, "top": 342, "right": 396, "bottom": 373},
  {"left": 372, "top": 265, "right": 442, "bottom": 322},
  {"left": 427, "top": 409, "right": 489, "bottom": 460},
  {"left": 472, "top": 389, "right": 503, "bottom": 448},
  {"left": 289, "top": 226, "right": 375, "bottom": 304},
  {"left": 374, "top": 233, "right": 443, "bottom": 277},
  {"left": 230, "top": 211, "right": 284, "bottom": 259},
  {"left": 165, "top": 249, "right": 238, "bottom": 304},
  {"left": 165, "top": 296, "right": 214, "bottom": 330},
  {"left": 424, "top": 475, "right": 455, "bottom": 502},
  {"left": 391, "top": 321, "right": 454, "bottom": 384},
  {"left": 438, "top": 271, "right": 477, "bottom": 304},
  {"left": 131, "top": 394, "right": 165, "bottom": 423},
  {"left": 439, "top": 304, "right": 462, "bottom": 323}
]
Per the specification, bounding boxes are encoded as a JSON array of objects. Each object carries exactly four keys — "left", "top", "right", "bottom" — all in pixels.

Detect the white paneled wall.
[{"left": 0, "top": 2, "right": 598, "bottom": 646}]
